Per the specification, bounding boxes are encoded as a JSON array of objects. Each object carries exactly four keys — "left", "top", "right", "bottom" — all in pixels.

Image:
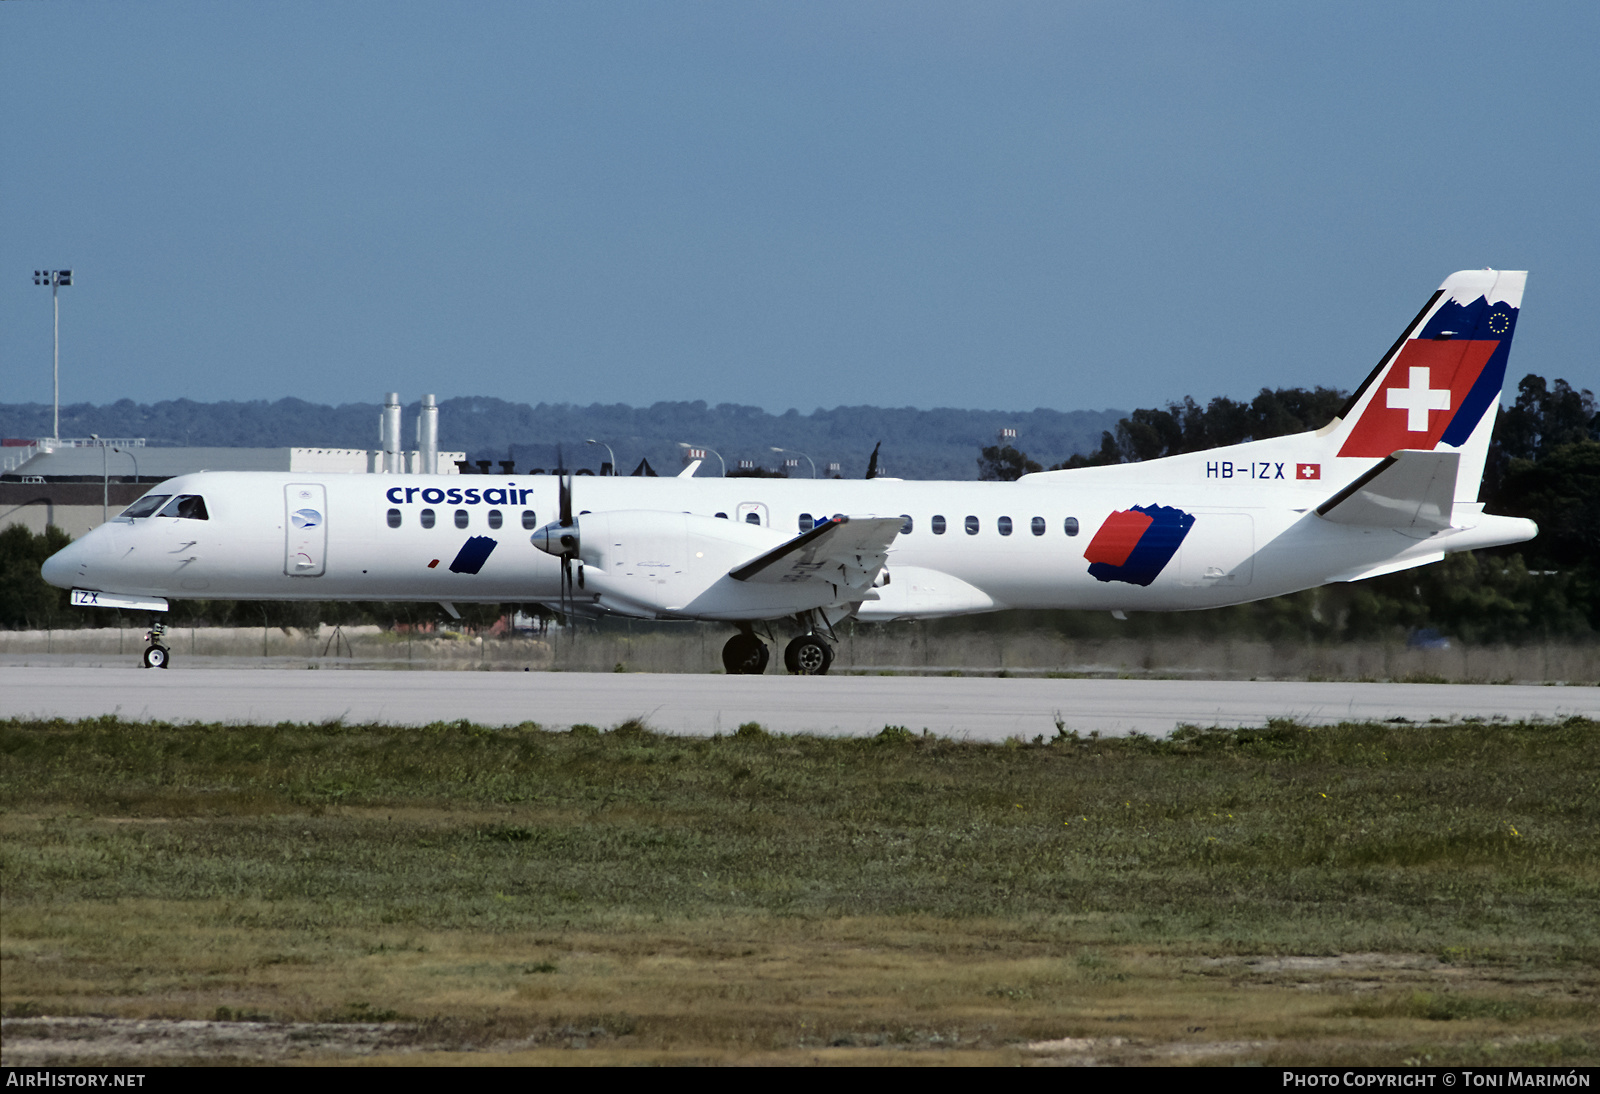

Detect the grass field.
[{"left": 2, "top": 715, "right": 1596, "bottom": 1065}]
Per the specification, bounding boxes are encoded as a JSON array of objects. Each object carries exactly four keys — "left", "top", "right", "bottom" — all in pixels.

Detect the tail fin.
[{"left": 1327, "top": 269, "right": 1526, "bottom": 503}]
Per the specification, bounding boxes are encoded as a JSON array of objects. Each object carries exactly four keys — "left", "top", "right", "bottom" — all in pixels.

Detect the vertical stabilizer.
[{"left": 1326, "top": 270, "right": 1525, "bottom": 502}]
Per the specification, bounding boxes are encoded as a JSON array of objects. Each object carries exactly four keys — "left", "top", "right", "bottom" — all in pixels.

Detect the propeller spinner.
[
  {"left": 531, "top": 470, "right": 578, "bottom": 559},
  {"left": 530, "top": 522, "right": 579, "bottom": 559},
  {"left": 530, "top": 471, "right": 581, "bottom": 623}
]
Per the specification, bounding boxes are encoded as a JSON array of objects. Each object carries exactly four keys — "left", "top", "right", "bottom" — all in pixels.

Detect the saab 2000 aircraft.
[{"left": 43, "top": 269, "right": 1536, "bottom": 675}]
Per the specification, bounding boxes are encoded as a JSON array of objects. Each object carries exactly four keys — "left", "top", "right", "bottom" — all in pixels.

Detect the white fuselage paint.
[
  {"left": 40, "top": 269, "right": 1539, "bottom": 629},
  {"left": 41, "top": 431, "right": 1535, "bottom": 623}
]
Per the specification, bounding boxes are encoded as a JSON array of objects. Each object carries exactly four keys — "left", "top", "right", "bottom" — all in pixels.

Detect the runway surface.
[{"left": 3, "top": 667, "right": 1595, "bottom": 739}]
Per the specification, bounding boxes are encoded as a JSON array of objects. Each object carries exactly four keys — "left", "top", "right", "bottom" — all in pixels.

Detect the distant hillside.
[{"left": 0, "top": 399, "right": 1125, "bottom": 480}]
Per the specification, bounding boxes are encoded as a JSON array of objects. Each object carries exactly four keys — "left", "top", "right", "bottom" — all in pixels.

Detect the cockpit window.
[
  {"left": 157, "top": 495, "right": 209, "bottom": 520},
  {"left": 119, "top": 494, "right": 171, "bottom": 520}
]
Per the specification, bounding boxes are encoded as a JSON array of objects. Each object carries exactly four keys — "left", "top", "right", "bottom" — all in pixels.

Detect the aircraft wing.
[
  {"left": 1315, "top": 449, "right": 1459, "bottom": 532},
  {"left": 729, "top": 515, "right": 903, "bottom": 599}
]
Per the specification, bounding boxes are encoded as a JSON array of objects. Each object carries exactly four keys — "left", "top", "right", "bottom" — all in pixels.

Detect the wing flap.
[
  {"left": 729, "top": 515, "right": 903, "bottom": 596},
  {"left": 1316, "top": 450, "right": 1459, "bottom": 532}
]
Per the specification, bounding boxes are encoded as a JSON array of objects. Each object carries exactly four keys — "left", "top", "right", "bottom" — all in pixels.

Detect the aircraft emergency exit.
[{"left": 42, "top": 269, "right": 1537, "bottom": 674}]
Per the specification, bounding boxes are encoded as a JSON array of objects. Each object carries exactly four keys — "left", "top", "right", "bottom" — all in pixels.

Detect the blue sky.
[{"left": 3, "top": 2, "right": 1596, "bottom": 417}]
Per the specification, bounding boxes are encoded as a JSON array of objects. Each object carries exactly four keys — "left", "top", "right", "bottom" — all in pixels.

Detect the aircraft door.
[
  {"left": 736, "top": 502, "right": 769, "bottom": 527},
  {"left": 284, "top": 484, "right": 327, "bottom": 577}
]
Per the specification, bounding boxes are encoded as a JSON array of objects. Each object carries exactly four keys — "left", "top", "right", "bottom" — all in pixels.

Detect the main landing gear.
[
  {"left": 719, "top": 630, "right": 836, "bottom": 675},
  {"left": 783, "top": 633, "right": 834, "bottom": 676},
  {"left": 721, "top": 631, "right": 770, "bottom": 675},
  {"left": 142, "top": 621, "right": 171, "bottom": 669}
]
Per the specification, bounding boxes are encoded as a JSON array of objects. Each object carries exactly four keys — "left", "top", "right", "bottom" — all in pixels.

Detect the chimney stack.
[
  {"left": 380, "top": 392, "right": 402, "bottom": 474},
  {"left": 417, "top": 394, "right": 439, "bottom": 475}
]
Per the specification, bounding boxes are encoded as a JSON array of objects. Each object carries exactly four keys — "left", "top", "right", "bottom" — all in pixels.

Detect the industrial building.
[{"left": 1, "top": 393, "right": 465, "bottom": 538}]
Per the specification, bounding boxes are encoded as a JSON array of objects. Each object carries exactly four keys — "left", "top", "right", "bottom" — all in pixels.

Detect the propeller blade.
[{"left": 559, "top": 471, "right": 573, "bottom": 527}]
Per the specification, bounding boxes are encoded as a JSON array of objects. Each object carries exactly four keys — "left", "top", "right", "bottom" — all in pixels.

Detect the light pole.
[
  {"left": 585, "top": 438, "right": 616, "bottom": 476},
  {"left": 114, "top": 446, "right": 141, "bottom": 485},
  {"left": 33, "top": 269, "right": 73, "bottom": 441},
  {"left": 770, "top": 446, "right": 816, "bottom": 478},
  {"left": 676, "top": 442, "right": 725, "bottom": 477},
  {"left": 92, "top": 433, "right": 107, "bottom": 523}
]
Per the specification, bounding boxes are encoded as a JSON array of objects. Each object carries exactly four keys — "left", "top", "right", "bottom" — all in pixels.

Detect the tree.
[
  {"left": 0, "top": 524, "right": 73, "bottom": 629},
  {"left": 1051, "top": 431, "right": 1121, "bottom": 470},
  {"left": 1492, "top": 441, "right": 1600, "bottom": 570},
  {"left": 976, "top": 444, "right": 1043, "bottom": 481},
  {"left": 1496, "top": 375, "right": 1600, "bottom": 461},
  {"left": 1485, "top": 375, "right": 1600, "bottom": 503},
  {"left": 1104, "top": 387, "right": 1348, "bottom": 463}
]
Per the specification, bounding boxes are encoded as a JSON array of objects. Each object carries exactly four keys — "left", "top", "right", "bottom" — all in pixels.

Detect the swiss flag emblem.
[
  {"left": 1339, "top": 339, "right": 1497, "bottom": 457},
  {"left": 1297, "top": 463, "right": 1321, "bottom": 480}
]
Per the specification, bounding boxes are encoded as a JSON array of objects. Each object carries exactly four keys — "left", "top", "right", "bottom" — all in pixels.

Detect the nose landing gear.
[{"left": 142, "top": 621, "right": 171, "bottom": 669}]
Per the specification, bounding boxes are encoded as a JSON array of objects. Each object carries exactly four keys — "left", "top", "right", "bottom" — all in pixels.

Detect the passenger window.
[
  {"left": 997, "top": 516, "right": 1012, "bottom": 536},
  {"left": 799, "top": 513, "right": 814, "bottom": 533},
  {"left": 455, "top": 509, "right": 469, "bottom": 529},
  {"left": 488, "top": 509, "right": 503, "bottom": 530},
  {"left": 965, "top": 515, "right": 980, "bottom": 535},
  {"left": 745, "top": 512, "right": 761, "bottom": 525},
  {"left": 158, "top": 495, "right": 209, "bottom": 520},
  {"left": 900, "top": 514, "right": 913, "bottom": 535},
  {"left": 1031, "top": 516, "right": 1046, "bottom": 536},
  {"left": 421, "top": 509, "right": 436, "bottom": 529},
  {"left": 1064, "top": 517, "right": 1080, "bottom": 536},
  {"left": 387, "top": 509, "right": 402, "bottom": 528},
  {"left": 932, "top": 515, "right": 946, "bottom": 535},
  {"left": 715, "top": 512, "right": 728, "bottom": 519},
  {"left": 521, "top": 510, "right": 537, "bottom": 530},
  {"left": 120, "top": 494, "right": 171, "bottom": 519}
]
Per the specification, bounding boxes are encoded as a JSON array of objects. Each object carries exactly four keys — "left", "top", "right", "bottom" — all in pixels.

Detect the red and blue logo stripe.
[{"left": 1083, "top": 504, "right": 1195, "bottom": 586}]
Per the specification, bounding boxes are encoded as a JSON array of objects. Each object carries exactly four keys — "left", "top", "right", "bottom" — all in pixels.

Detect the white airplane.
[{"left": 43, "top": 269, "right": 1536, "bottom": 674}]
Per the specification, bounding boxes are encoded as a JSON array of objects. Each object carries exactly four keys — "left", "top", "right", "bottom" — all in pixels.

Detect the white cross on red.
[{"left": 1387, "top": 365, "right": 1451, "bottom": 431}]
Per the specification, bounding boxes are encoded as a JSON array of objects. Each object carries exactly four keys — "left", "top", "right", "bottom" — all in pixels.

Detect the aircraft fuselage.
[{"left": 41, "top": 448, "right": 1533, "bottom": 622}]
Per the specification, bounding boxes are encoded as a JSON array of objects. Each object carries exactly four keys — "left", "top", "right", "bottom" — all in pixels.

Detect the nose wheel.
[
  {"left": 721, "top": 632, "right": 770, "bottom": 675},
  {"left": 142, "top": 621, "right": 170, "bottom": 669},
  {"left": 783, "top": 634, "right": 834, "bottom": 676}
]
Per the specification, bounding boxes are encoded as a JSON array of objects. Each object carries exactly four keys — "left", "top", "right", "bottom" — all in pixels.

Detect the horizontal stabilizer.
[
  {"left": 1316, "top": 450, "right": 1459, "bottom": 532},
  {"left": 1325, "top": 551, "right": 1447, "bottom": 584},
  {"left": 730, "top": 515, "right": 903, "bottom": 595}
]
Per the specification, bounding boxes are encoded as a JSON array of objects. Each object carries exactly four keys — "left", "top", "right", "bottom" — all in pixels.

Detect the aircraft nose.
[{"left": 41, "top": 539, "right": 85, "bottom": 590}]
